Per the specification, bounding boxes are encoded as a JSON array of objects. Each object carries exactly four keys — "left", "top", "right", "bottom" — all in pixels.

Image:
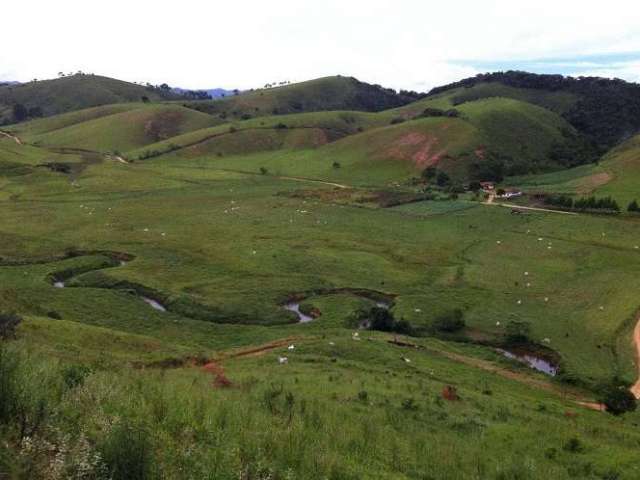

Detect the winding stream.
[
  {"left": 497, "top": 348, "right": 558, "bottom": 376},
  {"left": 283, "top": 302, "right": 315, "bottom": 323},
  {"left": 48, "top": 254, "right": 168, "bottom": 313},
  {"left": 282, "top": 288, "right": 395, "bottom": 323}
]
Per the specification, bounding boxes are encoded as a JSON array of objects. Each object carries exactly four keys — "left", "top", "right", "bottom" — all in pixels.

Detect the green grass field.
[{"left": 2, "top": 82, "right": 640, "bottom": 478}]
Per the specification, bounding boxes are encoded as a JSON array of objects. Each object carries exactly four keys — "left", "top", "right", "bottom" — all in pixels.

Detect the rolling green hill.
[
  {"left": 425, "top": 71, "right": 640, "bottom": 152},
  {"left": 10, "top": 104, "right": 223, "bottom": 153},
  {"left": 133, "top": 96, "right": 579, "bottom": 185},
  {"left": 180, "top": 75, "right": 420, "bottom": 120},
  {"left": 0, "top": 74, "right": 181, "bottom": 125},
  {"left": 507, "top": 132, "right": 640, "bottom": 208}
]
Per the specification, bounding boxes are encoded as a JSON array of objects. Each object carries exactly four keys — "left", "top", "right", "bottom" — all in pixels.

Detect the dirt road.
[
  {"left": 387, "top": 338, "right": 605, "bottom": 411},
  {"left": 483, "top": 193, "right": 578, "bottom": 215},
  {"left": 0, "top": 130, "right": 23, "bottom": 145},
  {"left": 215, "top": 167, "right": 349, "bottom": 189}
]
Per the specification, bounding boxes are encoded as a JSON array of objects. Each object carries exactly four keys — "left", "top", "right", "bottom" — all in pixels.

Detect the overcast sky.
[{"left": 2, "top": 0, "right": 640, "bottom": 91}]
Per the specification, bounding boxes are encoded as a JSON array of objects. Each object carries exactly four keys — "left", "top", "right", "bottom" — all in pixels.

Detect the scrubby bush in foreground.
[{"left": 0, "top": 312, "right": 21, "bottom": 340}]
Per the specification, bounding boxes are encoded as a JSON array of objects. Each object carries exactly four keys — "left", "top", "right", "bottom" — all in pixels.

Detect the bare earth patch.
[
  {"left": 575, "top": 172, "right": 613, "bottom": 195},
  {"left": 386, "top": 132, "right": 446, "bottom": 168}
]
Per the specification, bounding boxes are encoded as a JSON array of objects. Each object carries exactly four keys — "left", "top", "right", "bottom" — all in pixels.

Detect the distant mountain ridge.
[
  {"left": 172, "top": 87, "right": 237, "bottom": 99},
  {"left": 180, "top": 75, "right": 422, "bottom": 120}
]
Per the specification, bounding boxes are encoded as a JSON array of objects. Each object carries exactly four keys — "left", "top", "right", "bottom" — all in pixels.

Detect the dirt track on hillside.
[
  {"left": 0, "top": 131, "right": 23, "bottom": 145},
  {"left": 387, "top": 338, "right": 605, "bottom": 411}
]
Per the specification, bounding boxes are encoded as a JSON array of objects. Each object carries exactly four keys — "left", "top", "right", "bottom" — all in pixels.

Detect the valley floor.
[{"left": 2, "top": 132, "right": 640, "bottom": 479}]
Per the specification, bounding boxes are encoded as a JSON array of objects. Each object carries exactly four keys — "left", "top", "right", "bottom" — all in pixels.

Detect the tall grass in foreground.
[{"left": 0, "top": 341, "right": 638, "bottom": 479}]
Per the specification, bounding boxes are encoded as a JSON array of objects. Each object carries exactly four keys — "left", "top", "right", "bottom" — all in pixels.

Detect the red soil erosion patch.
[
  {"left": 397, "top": 132, "right": 427, "bottom": 146},
  {"left": 202, "top": 361, "right": 232, "bottom": 389},
  {"left": 385, "top": 132, "right": 446, "bottom": 169},
  {"left": 442, "top": 385, "right": 460, "bottom": 401},
  {"left": 201, "top": 337, "right": 302, "bottom": 388}
]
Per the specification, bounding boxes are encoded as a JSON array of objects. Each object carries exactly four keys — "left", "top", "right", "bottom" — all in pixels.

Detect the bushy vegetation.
[
  {"left": 352, "top": 306, "right": 412, "bottom": 334},
  {"left": 597, "top": 381, "right": 637, "bottom": 416},
  {"left": 417, "top": 107, "right": 460, "bottom": 118},
  {"left": 432, "top": 309, "right": 466, "bottom": 333},
  {"left": 429, "top": 70, "right": 640, "bottom": 152},
  {"left": 543, "top": 194, "right": 620, "bottom": 213},
  {"left": 504, "top": 321, "right": 532, "bottom": 345},
  {"left": 0, "top": 312, "right": 21, "bottom": 340}
]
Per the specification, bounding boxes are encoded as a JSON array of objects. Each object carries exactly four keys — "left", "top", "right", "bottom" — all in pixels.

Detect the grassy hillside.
[
  {"left": 2, "top": 94, "right": 640, "bottom": 477},
  {"left": 127, "top": 110, "right": 387, "bottom": 160},
  {"left": 391, "top": 82, "right": 578, "bottom": 118},
  {"left": 592, "top": 134, "right": 640, "bottom": 206},
  {"left": 508, "top": 133, "right": 640, "bottom": 208},
  {"left": 3, "top": 326, "right": 640, "bottom": 479},
  {"left": 5, "top": 104, "right": 141, "bottom": 136},
  {"left": 12, "top": 104, "right": 223, "bottom": 153},
  {"left": 130, "top": 97, "right": 579, "bottom": 185},
  {"left": 0, "top": 74, "right": 180, "bottom": 124},
  {"left": 425, "top": 71, "right": 640, "bottom": 152},
  {"left": 180, "top": 76, "right": 419, "bottom": 120}
]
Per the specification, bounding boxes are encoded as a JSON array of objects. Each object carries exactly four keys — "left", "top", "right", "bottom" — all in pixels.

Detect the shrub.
[
  {"left": 433, "top": 309, "right": 465, "bottom": 333},
  {"left": 544, "top": 194, "right": 574, "bottom": 209},
  {"left": 62, "top": 364, "right": 92, "bottom": 390},
  {"left": 562, "top": 437, "right": 584, "bottom": 453},
  {"left": 627, "top": 199, "right": 639, "bottom": 212},
  {"left": 259, "top": 167, "right": 268, "bottom": 175},
  {"left": 436, "top": 171, "right": 451, "bottom": 187},
  {"left": 390, "top": 117, "right": 405, "bottom": 125},
  {"left": 369, "top": 307, "right": 396, "bottom": 331},
  {"left": 597, "top": 382, "right": 637, "bottom": 415},
  {"left": 357, "top": 390, "right": 368, "bottom": 402},
  {"left": 275, "top": 123, "right": 288, "bottom": 129},
  {"left": 504, "top": 320, "right": 531, "bottom": 344},
  {"left": 356, "top": 307, "right": 412, "bottom": 335},
  {"left": 401, "top": 398, "right": 418, "bottom": 411},
  {"left": 421, "top": 166, "right": 437, "bottom": 180},
  {"left": 0, "top": 312, "right": 21, "bottom": 340},
  {"left": 100, "top": 422, "right": 155, "bottom": 480},
  {"left": 332, "top": 161, "right": 341, "bottom": 169},
  {"left": 420, "top": 108, "right": 444, "bottom": 117}
]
